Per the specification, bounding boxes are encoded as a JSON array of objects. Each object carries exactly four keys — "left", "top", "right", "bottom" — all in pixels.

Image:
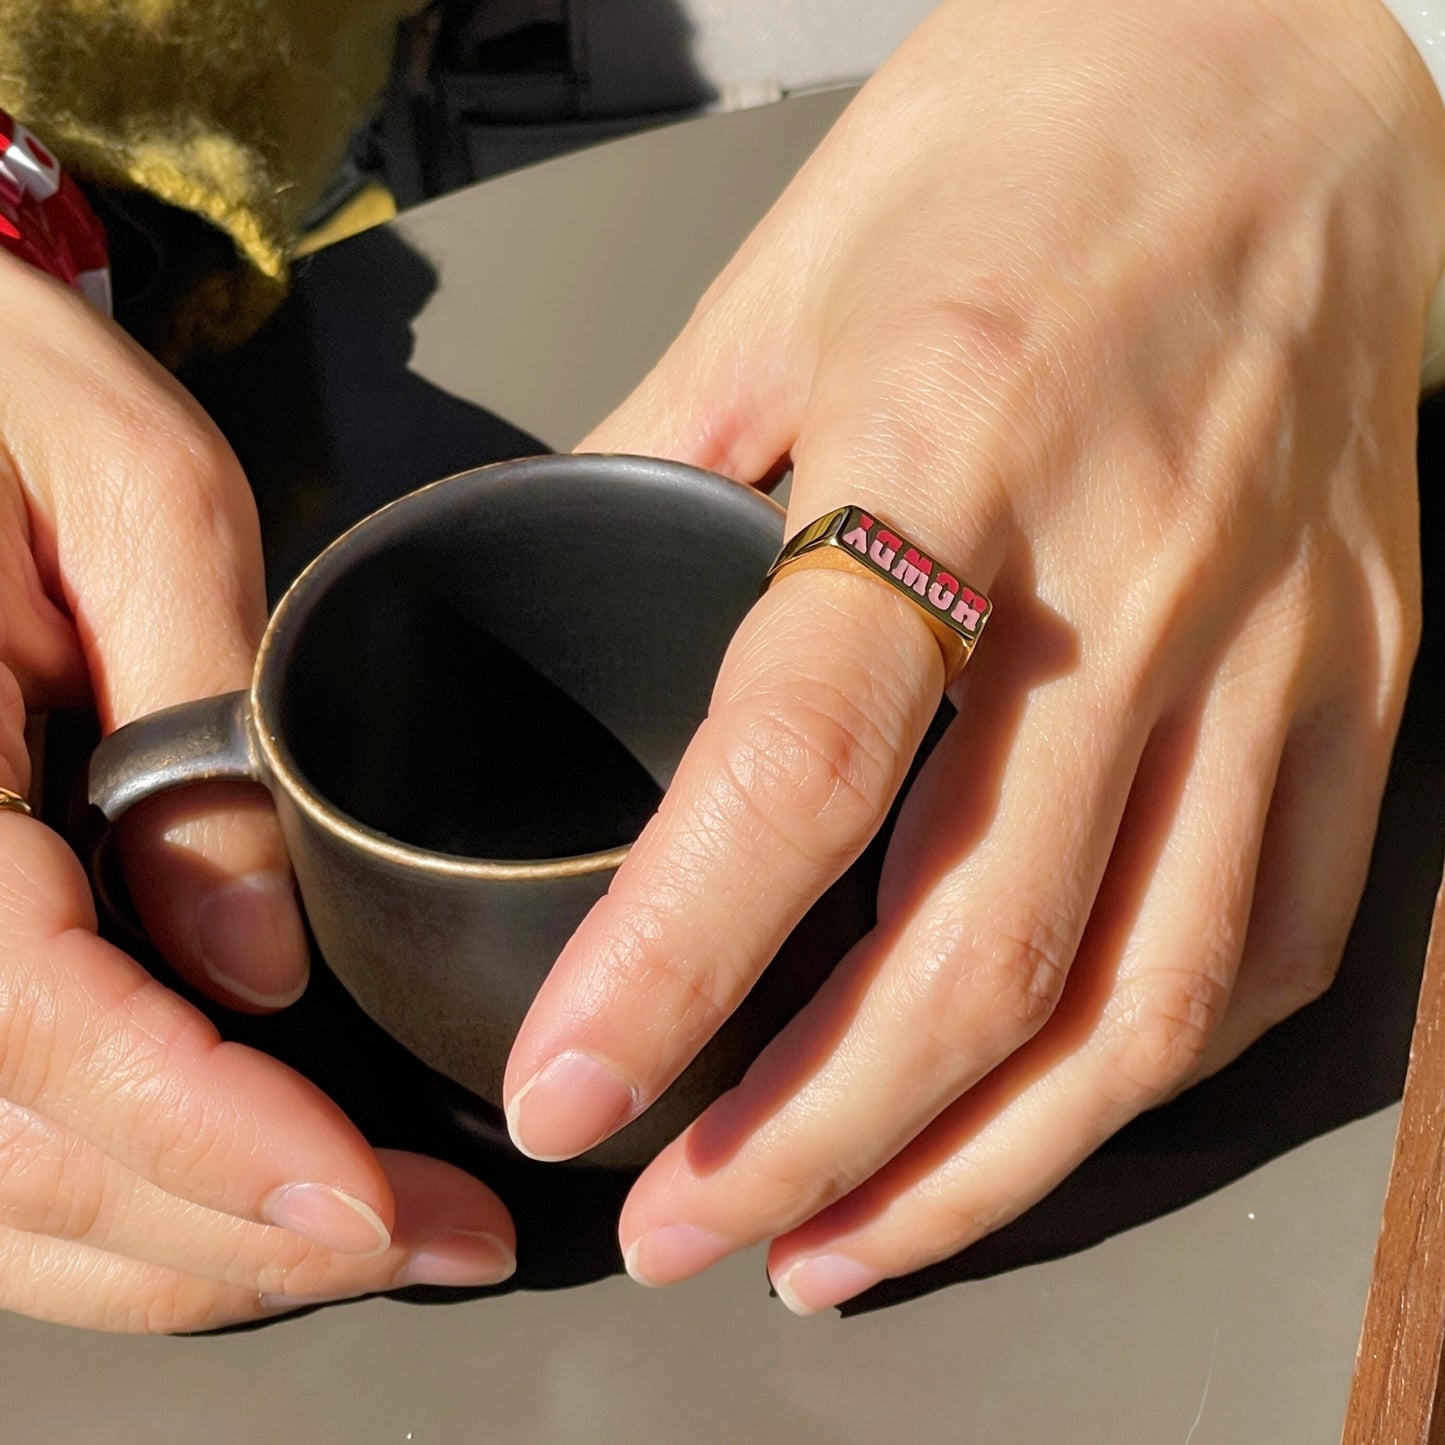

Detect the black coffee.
[{"left": 279, "top": 555, "right": 665, "bottom": 860}]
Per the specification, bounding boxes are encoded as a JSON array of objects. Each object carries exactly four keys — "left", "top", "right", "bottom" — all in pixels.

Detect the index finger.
[{"left": 503, "top": 535, "right": 950, "bottom": 1161}]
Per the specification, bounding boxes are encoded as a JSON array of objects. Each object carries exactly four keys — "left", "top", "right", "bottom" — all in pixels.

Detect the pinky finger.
[
  {"left": 1190, "top": 706, "right": 1389, "bottom": 1073},
  {"left": 0, "top": 1225, "right": 273, "bottom": 1335}
]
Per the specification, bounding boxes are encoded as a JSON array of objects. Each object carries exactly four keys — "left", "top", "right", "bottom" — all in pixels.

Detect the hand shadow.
[
  {"left": 62, "top": 228, "right": 1445, "bottom": 1318},
  {"left": 839, "top": 392, "right": 1445, "bottom": 1315}
]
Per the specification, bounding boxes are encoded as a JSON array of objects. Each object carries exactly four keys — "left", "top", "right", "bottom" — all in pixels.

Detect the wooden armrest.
[{"left": 1345, "top": 867, "right": 1445, "bottom": 1443}]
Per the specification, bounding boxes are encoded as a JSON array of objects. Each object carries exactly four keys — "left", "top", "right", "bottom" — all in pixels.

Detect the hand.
[
  {"left": 0, "top": 255, "right": 513, "bottom": 1331},
  {"left": 503, "top": 0, "right": 1445, "bottom": 1311}
]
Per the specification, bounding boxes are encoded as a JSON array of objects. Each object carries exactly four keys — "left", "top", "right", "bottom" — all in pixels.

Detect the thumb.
[{"left": 1, "top": 261, "right": 307, "bottom": 1010}]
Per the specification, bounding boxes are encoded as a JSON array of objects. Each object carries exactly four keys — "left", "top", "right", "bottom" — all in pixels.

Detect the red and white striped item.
[{"left": 0, "top": 109, "right": 110, "bottom": 315}]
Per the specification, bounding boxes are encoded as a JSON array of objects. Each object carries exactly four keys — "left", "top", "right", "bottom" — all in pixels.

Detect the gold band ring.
[
  {"left": 0, "top": 787, "right": 32, "bottom": 817},
  {"left": 765, "top": 506, "right": 992, "bottom": 684}
]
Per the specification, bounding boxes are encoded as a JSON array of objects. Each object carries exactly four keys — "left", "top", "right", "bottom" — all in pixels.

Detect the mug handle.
[
  {"left": 88, "top": 690, "right": 259, "bottom": 822},
  {"left": 84, "top": 691, "right": 262, "bottom": 937}
]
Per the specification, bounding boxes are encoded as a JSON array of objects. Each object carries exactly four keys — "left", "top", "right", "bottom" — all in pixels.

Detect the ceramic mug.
[{"left": 87, "top": 453, "right": 905, "bottom": 1168}]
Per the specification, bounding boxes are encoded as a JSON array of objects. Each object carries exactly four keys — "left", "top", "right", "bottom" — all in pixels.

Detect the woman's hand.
[
  {"left": 0, "top": 254, "right": 514, "bottom": 1331},
  {"left": 504, "top": 0, "right": 1445, "bottom": 1310}
]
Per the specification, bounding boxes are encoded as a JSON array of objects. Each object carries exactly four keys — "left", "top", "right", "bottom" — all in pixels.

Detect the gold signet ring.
[{"left": 765, "top": 506, "right": 992, "bottom": 684}]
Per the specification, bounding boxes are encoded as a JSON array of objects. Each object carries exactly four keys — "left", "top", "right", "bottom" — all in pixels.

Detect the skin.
[
  {"left": 501, "top": 0, "right": 1445, "bottom": 1312},
  {"left": 0, "top": 252, "right": 514, "bottom": 1331},
  {"left": 3, "top": 0, "right": 1441, "bottom": 1334}
]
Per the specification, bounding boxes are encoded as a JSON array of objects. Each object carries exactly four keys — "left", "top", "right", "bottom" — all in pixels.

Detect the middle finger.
[{"left": 618, "top": 629, "right": 1155, "bottom": 1284}]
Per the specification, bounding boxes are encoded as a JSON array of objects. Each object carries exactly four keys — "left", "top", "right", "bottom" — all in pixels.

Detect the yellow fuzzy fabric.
[{"left": 0, "top": 0, "right": 417, "bottom": 355}]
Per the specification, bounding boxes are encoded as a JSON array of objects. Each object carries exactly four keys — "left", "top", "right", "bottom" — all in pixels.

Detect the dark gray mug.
[{"left": 88, "top": 453, "right": 894, "bottom": 1169}]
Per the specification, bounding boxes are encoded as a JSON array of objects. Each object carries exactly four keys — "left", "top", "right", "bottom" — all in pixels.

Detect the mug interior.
[{"left": 261, "top": 456, "right": 783, "bottom": 864}]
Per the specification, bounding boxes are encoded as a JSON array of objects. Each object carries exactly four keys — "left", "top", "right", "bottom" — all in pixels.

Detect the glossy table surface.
[{"left": 6, "top": 90, "right": 1444, "bottom": 1444}]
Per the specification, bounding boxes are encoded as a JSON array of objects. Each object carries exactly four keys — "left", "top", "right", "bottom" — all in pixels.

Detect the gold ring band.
[
  {"left": 0, "top": 787, "right": 32, "bottom": 817},
  {"left": 765, "top": 506, "right": 992, "bottom": 683}
]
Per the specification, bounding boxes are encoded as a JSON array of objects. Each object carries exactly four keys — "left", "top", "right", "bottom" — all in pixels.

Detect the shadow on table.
[
  {"left": 92, "top": 229, "right": 1445, "bottom": 1316},
  {"left": 840, "top": 397, "right": 1445, "bottom": 1315}
]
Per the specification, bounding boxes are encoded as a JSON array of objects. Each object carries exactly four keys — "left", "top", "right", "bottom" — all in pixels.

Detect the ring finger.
[
  {"left": 0, "top": 1115, "right": 516, "bottom": 1311},
  {"left": 764, "top": 644, "right": 1313, "bottom": 1311}
]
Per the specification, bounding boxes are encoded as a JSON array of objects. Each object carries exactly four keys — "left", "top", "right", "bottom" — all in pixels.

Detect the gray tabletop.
[{"left": 6, "top": 90, "right": 1442, "bottom": 1445}]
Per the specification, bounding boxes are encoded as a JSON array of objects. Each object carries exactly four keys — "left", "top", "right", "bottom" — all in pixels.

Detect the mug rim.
[{"left": 249, "top": 453, "right": 784, "bottom": 881}]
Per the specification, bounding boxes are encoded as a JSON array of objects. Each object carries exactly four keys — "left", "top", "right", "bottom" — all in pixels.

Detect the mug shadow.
[{"left": 61, "top": 229, "right": 1445, "bottom": 1318}]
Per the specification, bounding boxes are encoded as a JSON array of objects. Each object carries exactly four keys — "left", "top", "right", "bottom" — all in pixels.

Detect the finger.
[
  {"left": 762, "top": 656, "right": 1301, "bottom": 1313},
  {"left": 261, "top": 1148, "right": 516, "bottom": 1304},
  {"left": 519, "top": 286, "right": 1098, "bottom": 1166},
  {"left": 0, "top": 820, "right": 396, "bottom": 1255},
  {"left": 0, "top": 1107, "right": 514, "bottom": 1297},
  {"left": 0, "top": 662, "right": 33, "bottom": 800},
  {"left": 504, "top": 563, "right": 945, "bottom": 1161},
  {"left": 0, "top": 262, "right": 306, "bottom": 1009},
  {"left": 0, "top": 1225, "right": 268, "bottom": 1334},
  {"left": 1190, "top": 698, "right": 1390, "bottom": 1072},
  {"left": 0, "top": 463, "right": 87, "bottom": 706},
  {"left": 614, "top": 609, "right": 1155, "bottom": 1284}
]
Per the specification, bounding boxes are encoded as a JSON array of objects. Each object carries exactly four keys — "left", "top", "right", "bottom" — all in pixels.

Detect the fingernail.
[
  {"left": 506, "top": 1050, "right": 637, "bottom": 1161},
  {"left": 262, "top": 1183, "right": 391, "bottom": 1256},
  {"left": 771, "top": 1255, "right": 883, "bottom": 1316},
  {"left": 623, "top": 1224, "right": 734, "bottom": 1287},
  {"left": 197, "top": 872, "right": 309, "bottom": 1008},
  {"left": 397, "top": 1231, "right": 517, "bottom": 1288}
]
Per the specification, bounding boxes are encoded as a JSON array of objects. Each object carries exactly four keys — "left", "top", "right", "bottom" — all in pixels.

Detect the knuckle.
[
  {"left": 116, "top": 398, "right": 240, "bottom": 499},
  {"left": 1102, "top": 966, "right": 1230, "bottom": 1106},
  {"left": 717, "top": 681, "right": 898, "bottom": 871},
  {"left": 89, "top": 422, "right": 206, "bottom": 534},
  {"left": 74, "top": 404, "right": 256, "bottom": 624},
  {"left": 913, "top": 901, "right": 1074, "bottom": 1059},
  {"left": 1278, "top": 948, "right": 1342, "bottom": 1010},
  {"left": 130, "top": 1086, "right": 239, "bottom": 1198},
  {"left": 1394, "top": 590, "right": 1424, "bottom": 678},
  {"left": 249, "top": 1236, "right": 335, "bottom": 1297},
  {"left": 745, "top": 1147, "right": 856, "bottom": 1225},
  {"left": 84, "top": 977, "right": 240, "bottom": 1188},
  {"left": 127, "top": 1275, "right": 244, "bottom": 1337},
  {"left": 0, "top": 1102, "right": 67, "bottom": 1232},
  {"left": 854, "top": 285, "right": 1081, "bottom": 487},
  {"left": 1367, "top": 560, "right": 1423, "bottom": 704},
  {"left": 136, "top": 1274, "right": 200, "bottom": 1335},
  {"left": 585, "top": 889, "right": 737, "bottom": 1049},
  {"left": 95, "top": 971, "right": 221, "bottom": 1072},
  {"left": 0, "top": 953, "right": 66, "bottom": 1105},
  {"left": 921, "top": 1189, "right": 1017, "bottom": 1264},
  {"left": 627, "top": 940, "right": 733, "bottom": 1045},
  {"left": 51, "top": 1169, "right": 110, "bottom": 1247},
  {"left": 1254, "top": 940, "right": 1344, "bottom": 1023}
]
